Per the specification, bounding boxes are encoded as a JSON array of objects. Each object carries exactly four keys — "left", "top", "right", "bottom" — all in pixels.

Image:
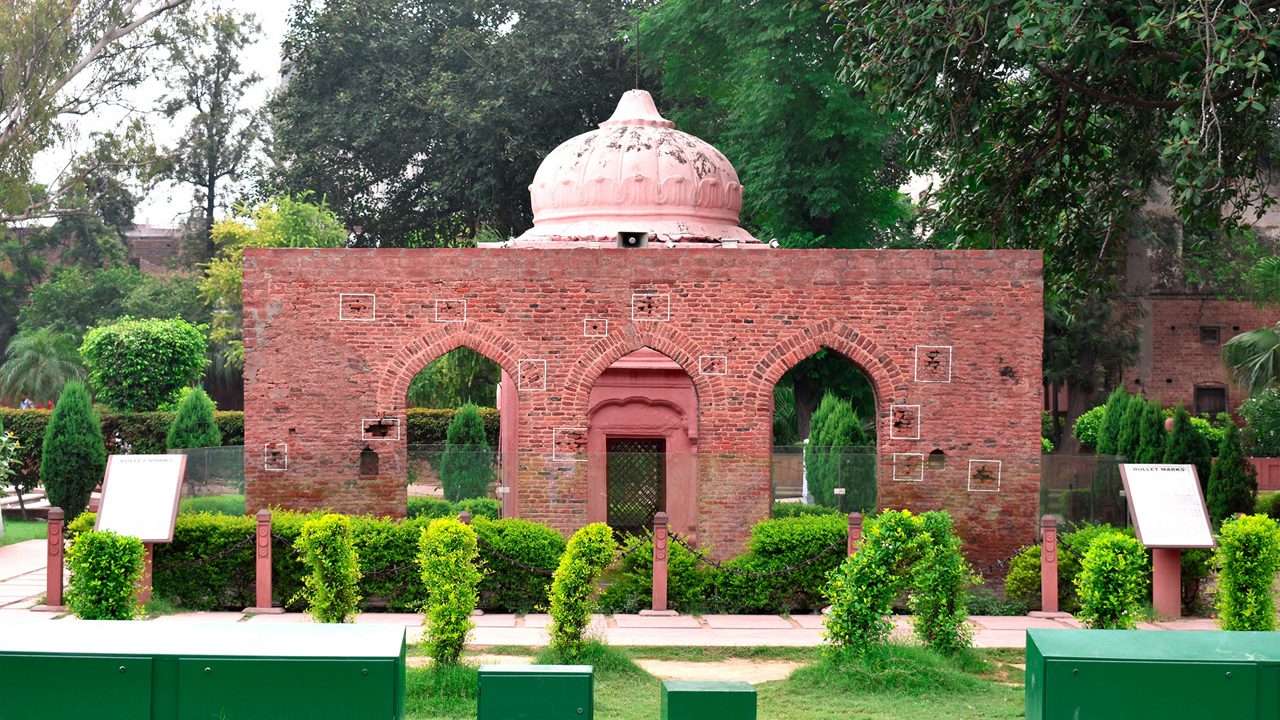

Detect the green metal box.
[
  {"left": 477, "top": 664, "right": 593, "bottom": 720},
  {"left": 1026, "top": 629, "right": 1280, "bottom": 720},
  {"left": 661, "top": 680, "right": 756, "bottom": 720},
  {"left": 0, "top": 621, "right": 406, "bottom": 720}
]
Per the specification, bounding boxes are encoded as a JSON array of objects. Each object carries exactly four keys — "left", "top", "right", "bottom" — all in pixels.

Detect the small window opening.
[
  {"left": 927, "top": 449, "right": 946, "bottom": 470},
  {"left": 1199, "top": 326, "right": 1221, "bottom": 345},
  {"left": 360, "top": 446, "right": 379, "bottom": 477}
]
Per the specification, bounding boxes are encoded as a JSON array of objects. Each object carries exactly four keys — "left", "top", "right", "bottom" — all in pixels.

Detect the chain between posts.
[
  {"left": 974, "top": 551, "right": 1019, "bottom": 579},
  {"left": 163, "top": 534, "right": 256, "bottom": 571},
  {"left": 474, "top": 536, "right": 558, "bottom": 576},
  {"left": 669, "top": 532, "right": 844, "bottom": 579}
]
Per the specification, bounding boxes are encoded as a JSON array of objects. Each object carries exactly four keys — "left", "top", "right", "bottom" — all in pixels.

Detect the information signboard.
[
  {"left": 94, "top": 454, "right": 186, "bottom": 543},
  {"left": 1119, "top": 464, "right": 1215, "bottom": 549}
]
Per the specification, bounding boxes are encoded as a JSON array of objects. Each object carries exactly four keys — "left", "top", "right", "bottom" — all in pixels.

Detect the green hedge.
[
  {"left": 71, "top": 509, "right": 559, "bottom": 613},
  {"left": 406, "top": 408, "right": 499, "bottom": 447}
]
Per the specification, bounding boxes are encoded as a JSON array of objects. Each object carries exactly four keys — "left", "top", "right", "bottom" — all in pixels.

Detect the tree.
[
  {"left": 270, "top": 0, "right": 641, "bottom": 245},
  {"left": 80, "top": 317, "right": 208, "bottom": 412},
  {"left": 0, "top": 328, "right": 84, "bottom": 404},
  {"left": 639, "top": 0, "right": 907, "bottom": 248},
  {"left": 826, "top": 0, "right": 1280, "bottom": 289},
  {"left": 1223, "top": 256, "right": 1280, "bottom": 394},
  {"left": 1, "top": 1, "right": 190, "bottom": 225},
  {"left": 1135, "top": 400, "right": 1167, "bottom": 464},
  {"left": 18, "top": 267, "right": 208, "bottom": 343},
  {"left": 166, "top": 387, "right": 221, "bottom": 450},
  {"left": 1207, "top": 423, "right": 1258, "bottom": 525},
  {"left": 157, "top": 7, "right": 263, "bottom": 259},
  {"left": 1094, "top": 389, "right": 1129, "bottom": 457},
  {"left": 438, "top": 404, "right": 493, "bottom": 502},
  {"left": 407, "top": 349, "right": 500, "bottom": 409},
  {"left": 1115, "top": 394, "right": 1146, "bottom": 462},
  {"left": 780, "top": 351, "right": 876, "bottom": 441},
  {"left": 806, "top": 392, "right": 873, "bottom": 511},
  {"left": 41, "top": 381, "right": 106, "bottom": 521},
  {"left": 1165, "top": 404, "right": 1213, "bottom": 494},
  {"left": 201, "top": 195, "right": 346, "bottom": 370}
]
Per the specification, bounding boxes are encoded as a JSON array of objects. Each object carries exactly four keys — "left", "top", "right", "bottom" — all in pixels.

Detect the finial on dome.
[{"left": 599, "top": 90, "right": 675, "bottom": 129}]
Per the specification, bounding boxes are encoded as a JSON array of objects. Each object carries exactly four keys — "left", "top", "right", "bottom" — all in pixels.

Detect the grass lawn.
[
  {"left": 405, "top": 643, "right": 1024, "bottom": 720},
  {"left": 0, "top": 519, "right": 47, "bottom": 546}
]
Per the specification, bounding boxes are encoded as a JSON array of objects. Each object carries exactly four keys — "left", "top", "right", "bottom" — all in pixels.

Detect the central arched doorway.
[{"left": 584, "top": 348, "right": 698, "bottom": 536}]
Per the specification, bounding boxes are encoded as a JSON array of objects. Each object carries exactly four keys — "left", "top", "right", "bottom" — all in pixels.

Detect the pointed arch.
[
  {"left": 562, "top": 322, "right": 715, "bottom": 419},
  {"left": 376, "top": 323, "right": 523, "bottom": 412}
]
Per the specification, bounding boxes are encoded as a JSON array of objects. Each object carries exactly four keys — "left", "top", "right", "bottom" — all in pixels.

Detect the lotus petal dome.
[{"left": 511, "top": 90, "right": 760, "bottom": 247}]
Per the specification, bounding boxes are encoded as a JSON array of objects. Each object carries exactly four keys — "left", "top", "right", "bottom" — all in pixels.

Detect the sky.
[{"left": 34, "top": 0, "right": 291, "bottom": 227}]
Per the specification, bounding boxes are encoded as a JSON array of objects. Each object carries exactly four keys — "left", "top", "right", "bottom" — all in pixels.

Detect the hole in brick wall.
[
  {"left": 362, "top": 418, "right": 399, "bottom": 439},
  {"left": 584, "top": 318, "right": 608, "bottom": 337},
  {"left": 967, "top": 460, "right": 1001, "bottom": 492},
  {"left": 360, "top": 446, "right": 379, "bottom": 477},
  {"left": 928, "top": 449, "right": 946, "bottom": 470},
  {"left": 339, "top": 293, "right": 376, "bottom": 321},
  {"left": 890, "top": 405, "right": 920, "bottom": 440},
  {"left": 914, "top": 345, "right": 952, "bottom": 382},
  {"left": 264, "top": 443, "right": 288, "bottom": 472},
  {"left": 434, "top": 299, "right": 467, "bottom": 323},
  {"left": 631, "top": 293, "right": 669, "bottom": 322}
]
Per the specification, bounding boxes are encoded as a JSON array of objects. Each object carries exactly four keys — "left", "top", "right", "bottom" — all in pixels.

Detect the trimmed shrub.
[
  {"left": 1072, "top": 404, "right": 1106, "bottom": 450},
  {"left": 439, "top": 404, "right": 493, "bottom": 502},
  {"left": 295, "top": 513, "right": 362, "bottom": 622},
  {"left": 407, "top": 407, "right": 499, "bottom": 446},
  {"left": 710, "top": 513, "right": 847, "bottom": 613},
  {"left": 66, "top": 530, "right": 145, "bottom": 620},
  {"left": 824, "top": 509, "right": 974, "bottom": 654},
  {"left": 548, "top": 523, "right": 615, "bottom": 657},
  {"left": 1256, "top": 491, "right": 1280, "bottom": 520},
  {"left": 1207, "top": 423, "right": 1258, "bottom": 525},
  {"left": 1074, "top": 530, "right": 1148, "bottom": 629},
  {"left": 473, "top": 517, "right": 564, "bottom": 612},
  {"left": 1241, "top": 388, "right": 1280, "bottom": 457},
  {"left": 178, "top": 494, "right": 245, "bottom": 516},
  {"left": 41, "top": 381, "right": 105, "bottom": 522},
  {"left": 454, "top": 498, "right": 500, "bottom": 520},
  {"left": 166, "top": 387, "right": 222, "bottom": 450},
  {"left": 80, "top": 317, "right": 209, "bottom": 412},
  {"left": 771, "top": 503, "right": 842, "bottom": 519},
  {"left": 1135, "top": 400, "right": 1166, "bottom": 464},
  {"left": 1002, "top": 545, "right": 1042, "bottom": 610},
  {"left": 418, "top": 518, "right": 483, "bottom": 665},
  {"left": 407, "top": 497, "right": 455, "bottom": 519},
  {"left": 1215, "top": 514, "right": 1280, "bottom": 631},
  {"left": 1164, "top": 404, "right": 1213, "bottom": 492}
]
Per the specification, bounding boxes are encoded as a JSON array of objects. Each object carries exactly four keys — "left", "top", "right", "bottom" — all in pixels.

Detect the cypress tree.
[
  {"left": 41, "top": 381, "right": 106, "bottom": 521},
  {"left": 1164, "top": 404, "right": 1213, "bottom": 494},
  {"left": 1115, "top": 393, "right": 1145, "bottom": 461},
  {"left": 1207, "top": 423, "right": 1258, "bottom": 525},
  {"left": 1095, "top": 388, "right": 1128, "bottom": 456},
  {"left": 439, "top": 403, "right": 493, "bottom": 502},
  {"left": 1135, "top": 400, "right": 1167, "bottom": 464},
  {"left": 166, "top": 388, "right": 222, "bottom": 450},
  {"left": 806, "top": 392, "right": 873, "bottom": 511}
]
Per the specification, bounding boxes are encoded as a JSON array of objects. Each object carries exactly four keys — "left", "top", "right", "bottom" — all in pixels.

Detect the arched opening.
[
  {"left": 584, "top": 348, "right": 698, "bottom": 537},
  {"left": 404, "top": 346, "right": 511, "bottom": 512},
  {"left": 771, "top": 347, "right": 877, "bottom": 513}
]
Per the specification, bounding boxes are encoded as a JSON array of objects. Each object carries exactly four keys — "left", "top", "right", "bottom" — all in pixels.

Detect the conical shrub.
[{"left": 41, "top": 381, "right": 106, "bottom": 521}]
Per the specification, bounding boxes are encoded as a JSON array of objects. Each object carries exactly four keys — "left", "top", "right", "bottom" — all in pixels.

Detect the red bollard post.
[
  {"left": 847, "top": 512, "right": 863, "bottom": 556},
  {"left": 459, "top": 511, "right": 472, "bottom": 525},
  {"left": 641, "top": 512, "right": 676, "bottom": 616},
  {"left": 34, "top": 507, "right": 65, "bottom": 611},
  {"left": 246, "top": 509, "right": 283, "bottom": 614},
  {"left": 1040, "top": 515, "right": 1058, "bottom": 614}
]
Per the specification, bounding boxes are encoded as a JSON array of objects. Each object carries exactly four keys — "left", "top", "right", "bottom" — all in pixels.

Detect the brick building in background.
[{"left": 242, "top": 91, "right": 1045, "bottom": 566}]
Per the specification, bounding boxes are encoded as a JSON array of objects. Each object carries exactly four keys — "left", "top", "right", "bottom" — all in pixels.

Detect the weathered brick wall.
[
  {"left": 242, "top": 248, "right": 1043, "bottom": 567},
  {"left": 1127, "top": 296, "right": 1274, "bottom": 414}
]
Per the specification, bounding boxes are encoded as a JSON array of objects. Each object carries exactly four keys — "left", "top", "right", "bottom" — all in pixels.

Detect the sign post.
[
  {"left": 94, "top": 455, "right": 186, "bottom": 605},
  {"left": 1120, "top": 464, "right": 1216, "bottom": 619}
]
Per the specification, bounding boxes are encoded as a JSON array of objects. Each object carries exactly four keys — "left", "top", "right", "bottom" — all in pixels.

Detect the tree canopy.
[
  {"left": 639, "top": 0, "right": 908, "bottom": 248},
  {"left": 270, "top": 0, "right": 645, "bottom": 245}
]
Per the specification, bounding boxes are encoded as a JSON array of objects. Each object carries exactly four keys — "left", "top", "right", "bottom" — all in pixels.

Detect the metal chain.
[
  {"left": 364, "top": 562, "right": 416, "bottom": 579},
  {"left": 973, "top": 551, "right": 1019, "bottom": 578},
  {"left": 161, "top": 534, "right": 256, "bottom": 571},
  {"left": 614, "top": 538, "right": 649, "bottom": 563},
  {"left": 475, "top": 536, "right": 557, "bottom": 577},
  {"left": 669, "top": 532, "right": 844, "bottom": 579}
]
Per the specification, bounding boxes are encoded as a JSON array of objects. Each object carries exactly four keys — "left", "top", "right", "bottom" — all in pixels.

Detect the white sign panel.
[
  {"left": 1119, "top": 464, "right": 1216, "bottom": 549},
  {"left": 94, "top": 455, "right": 186, "bottom": 543}
]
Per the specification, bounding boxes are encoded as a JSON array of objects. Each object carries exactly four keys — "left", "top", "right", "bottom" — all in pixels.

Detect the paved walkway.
[{"left": 0, "top": 539, "right": 1221, "bottom": 648}]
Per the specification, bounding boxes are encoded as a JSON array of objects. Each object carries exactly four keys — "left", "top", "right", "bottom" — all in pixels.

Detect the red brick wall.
[
  {"left": 242, "top": 248, "right": 1043, "bottom": 568},
  {"left": 1127, "top": 296, "right": 1274, "bottom": 415}
]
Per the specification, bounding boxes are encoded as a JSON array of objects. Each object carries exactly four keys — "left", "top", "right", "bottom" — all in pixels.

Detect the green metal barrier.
[
  {"left": 1026, "top": 629, "right": 1280, "bottom": 720},
  {"left": 0, "top": 622, "right": 406, "bottom": 720},
  {"left": 478, "top": 665, "right": 593, "bottom": 720},
  {"left": 661, "top": 680, "right": 756, "bottom": 720}
]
